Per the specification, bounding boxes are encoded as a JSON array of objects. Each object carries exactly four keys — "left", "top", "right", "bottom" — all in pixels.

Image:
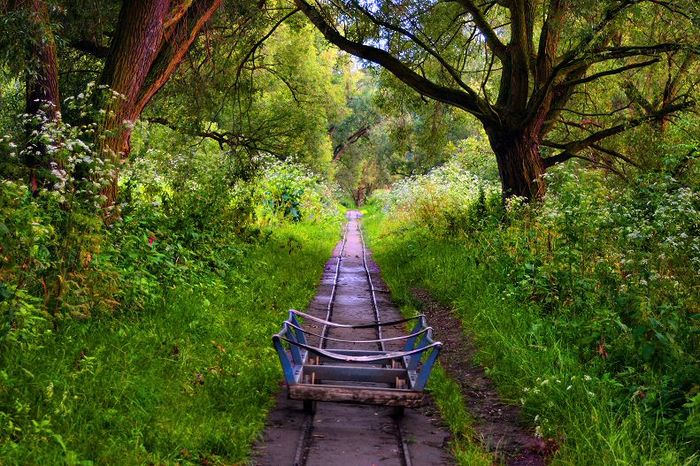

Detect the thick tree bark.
[
  {"left": 486, "top": 127, "right": 547, "bottom": 201},
  {"left": 99, "top": 0, "right": 170, "bottom": 163},
  {"left": 24, "top": 0, "right": 60, "bottom": 118},
  {"left": 98, "top": 0, "right": 222, "bottom": 208},
  {"left": 20, "top": 0, "right": 61, "bottom": 193}
]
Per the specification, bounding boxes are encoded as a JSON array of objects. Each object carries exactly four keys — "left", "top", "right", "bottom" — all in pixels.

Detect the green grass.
[
  {"left": 360, "top": 207, "right": 492, "bottom": 465},
  {"left": 362, "top": 208, "right": 697, "bottom": 466},
  {"left": 0, "top": 221, "right": 340, "bottom": 465},
  {"left": 428, "top": 366, "right": 493, "bottom": 465}
]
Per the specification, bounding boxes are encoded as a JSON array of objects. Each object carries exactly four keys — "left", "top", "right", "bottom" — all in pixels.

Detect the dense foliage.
[
  {"left": 1, "top": 0, "right": 699, "bottom": 464},
  {"left": 367, "top": 142, "right": 700, "bottom": 463},
  {"left": 0, "top": 85, "right": 343, "bottom": 463}
]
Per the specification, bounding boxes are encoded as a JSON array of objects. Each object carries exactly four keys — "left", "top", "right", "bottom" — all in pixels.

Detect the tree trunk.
[
  {"left": 486, "top": 127, "right": 547, "bottom": 201},
  {"left": 25, "top": 0, "right": 60, "bottom": 117},
  {"left": 98, "top": 0, "right": 222, "bottom": 209},
  {"left": 22, "top": 0, "right": 61, "bottom": 193},
  {"left": 98, "top": 0, "right": 170, "bottom": 207}
]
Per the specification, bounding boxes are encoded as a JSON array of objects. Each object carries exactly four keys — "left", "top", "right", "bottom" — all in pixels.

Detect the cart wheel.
[
  {"left": 303, "top": 399, "right": 316, "bottom": 414},
  {"left": 392, "top": 406, "right": 405, "bottom": 418}
]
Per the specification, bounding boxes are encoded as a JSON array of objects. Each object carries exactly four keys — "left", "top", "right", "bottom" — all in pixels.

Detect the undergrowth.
[
  {"left": 0, "top": 222, "right": 340, "bottom": 464},
  {"left": 0, "top": 101, "right": 343, "bottom": 464},
  {"left": 426, "top": 366, "right": 493, "bottom": 465},
  {"left": 363, "top": 156, "right": 699, "bottom": 465}
]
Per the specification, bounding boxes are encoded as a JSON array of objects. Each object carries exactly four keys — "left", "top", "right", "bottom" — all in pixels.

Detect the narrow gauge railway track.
[{"left": 291, "top": 215, "right": 413, "bottom": 466}]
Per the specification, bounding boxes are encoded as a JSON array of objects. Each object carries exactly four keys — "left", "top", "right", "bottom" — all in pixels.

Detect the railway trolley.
[{"left": 272, "top": 309, "right": 442, "bottom": 412}]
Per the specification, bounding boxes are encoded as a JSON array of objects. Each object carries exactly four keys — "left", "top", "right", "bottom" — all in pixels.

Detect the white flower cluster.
[{"left": 373, "top": 158, "right": 499, "bottom": 227}]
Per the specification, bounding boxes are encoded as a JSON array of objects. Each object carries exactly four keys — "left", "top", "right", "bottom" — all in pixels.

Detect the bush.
[
  {"left": 369, "top": 155, "right": 700, "bottom": 459},
  {"left": 0, "top": 93, "right": 344, "bottom": 463},
  {"left": 254, "top": 160, "right": 339, "bottom": 224},
  {"left": 0, "top": 86, "right": 119, "bottom": 328},
  {"left": 372, "top": 158, "right": 501, "bottom": 234}
]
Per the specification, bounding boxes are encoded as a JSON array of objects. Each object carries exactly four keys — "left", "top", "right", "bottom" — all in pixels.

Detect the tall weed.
[{"left": 367, "top": 156, "right": 699, "bottom": 463}]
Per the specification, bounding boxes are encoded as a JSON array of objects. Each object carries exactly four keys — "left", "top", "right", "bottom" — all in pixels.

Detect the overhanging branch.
[
  {"left": 234, "top": 8, "right": 299, "bottom": 87},
  {"left": 135, "top": 0, "right": 222, "bottom": 117},
  {"left": 452, "top": 0, "right": 507, "bottom": 60},
  {"left": 333, "top": 124, "right": 374, "bottom": 161},
  {"left": 348, "top": 0, "right": 474, "bottom": 94},
  {"left": 562, "top": 58, "right": 660, "bottom": 88},
  {"left": 293, "top": 0, "right": 491, "bottom": 121},
  {"left": 542, "top": 100, "right": 694, "bottom": 167}
]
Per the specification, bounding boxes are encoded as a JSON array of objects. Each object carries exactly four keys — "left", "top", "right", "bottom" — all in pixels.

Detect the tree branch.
[
  {"left": 293, "top": 0, "right": 491, "bottom": 120},
  {"left": 622, "top": 80, "right": 654, "bottom": 114},
  {"left": 559, "top": 0, "right": 640, "bottom": 66},
  {"left": 164, "top": 0, "right": 193, "bottom": 33},
  {"left": 146, "top": 116, "right": 283, "bottom": 153},
  {"left": 542, "top": 100, "right": 694, "bottom": 166},
  {"left": 234, "top": 8, "right": 298, "bottom": 87},
  {"left": 510, "top": 0, "right": 531, "bottom": 69},
  {"left": 69, "top": 39, "right": 110, "bottom": 58},
  {"left": 348, "top": 0, "right": 474, "bottom": 94},
  {"left": 134, "top": 0, "right": 222, "bottom": 118},
  {"left": 590, "top": 143, "right": 640, "bottom": 167},
  {"left": 536, "top": 0, "right": 566, "bottom": 82},
  {"left": 453, "top": 0, "right": 507, "bottom": 59},
  {"left": 563, "top": 58, "right": 660, "bottom": 88},
  {"left": 562, "top": 43, "right": 685, "bottom": 72},
  {"left": 333, "top": 124, "right": 373, "bottom": 161}
]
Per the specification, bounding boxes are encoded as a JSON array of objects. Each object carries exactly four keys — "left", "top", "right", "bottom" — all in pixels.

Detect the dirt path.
[
  {"left": 411, "top": 289, "right": 554, "bottom": 466},
  {"left": 254, "top": 212, "right": 453, "bottom": 466}
]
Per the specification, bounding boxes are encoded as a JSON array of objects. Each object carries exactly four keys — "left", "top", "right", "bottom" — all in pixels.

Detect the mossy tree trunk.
[
  {"left": 13, "top": 0, "right": 61, "bottom": 193},
  {"left": 486, "top": 127, "right": 547, "bottom": 201}
]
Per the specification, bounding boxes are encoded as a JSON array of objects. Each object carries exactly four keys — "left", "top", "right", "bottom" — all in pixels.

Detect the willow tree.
[
  {"left": 2, "top": 0, "right": 223, "bottom": 204},
  {"left": 294, "top": 0, "right": 698, "bottom": 200},
  {"left": 94, "top": 0, "right": 222, "bottom": 205}
]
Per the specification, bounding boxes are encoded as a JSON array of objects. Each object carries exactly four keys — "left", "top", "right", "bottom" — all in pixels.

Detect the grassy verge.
[
  {"left": 0, "top": 221, "right": 340, "bottom": 465},
  {"left": 428, "top": 366, "right": 493, "bottom": 465},
  {"left": 362, "top": 210, "right": 492, "bottom": 465},
  {"left": 362, "top": 207, "right": 696, "bottom": 466}
]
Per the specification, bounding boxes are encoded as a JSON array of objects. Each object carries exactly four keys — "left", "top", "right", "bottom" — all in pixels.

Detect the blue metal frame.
[{"left": 272, "top": 310, "right": 442, "bottom": 397}]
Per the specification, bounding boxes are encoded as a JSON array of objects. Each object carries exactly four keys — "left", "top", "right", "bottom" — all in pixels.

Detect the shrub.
[
  {"left": 254, "top": 160, "right": 339, "bottom": 224},
  {"left": 370, "top": 154, "right": 700, "bottom": 454}
]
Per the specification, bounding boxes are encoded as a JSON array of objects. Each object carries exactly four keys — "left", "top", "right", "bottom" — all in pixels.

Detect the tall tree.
[
  {"left": 2, "top": 0, "right": 224, "bottom": 205},
  {"left": 293, "top": 0, "right": 698, "bottom": 200},
  {"left": 97, "top": 0, "right": 222, "bottom": 205},
  {"left": 20, "top": 0, "right": 59, "bottom": 119},
  {"left": 2, "top": 0, "right": 62, "bottom": 192}
]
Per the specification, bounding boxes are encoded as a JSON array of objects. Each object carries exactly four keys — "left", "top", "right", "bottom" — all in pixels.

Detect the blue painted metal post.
[
  {"left": 272, "top": 335, "right": 296, "bottom": 384},
  {"left": 285, "top": 324, "right": 305, "bottom": 366},
  {"left": 403, "top": 317, "right": 425, "bottom": 351},
  {"left": 289, "top": 313, "right": 308, "bottom": 345},
  {"left": 414, "top": 345, "right": 441, "bottom": 390},
  {"left": 407, "top": 332, "right": 431, "bottom": 371}
]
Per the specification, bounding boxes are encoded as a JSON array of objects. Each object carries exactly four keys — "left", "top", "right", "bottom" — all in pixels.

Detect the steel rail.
[
  {"left": 293, "top": 214, "right": 413, "bottom": 466},
  {"left": 320, "top": 222, "right": 348, "bottom": 349},
  {"left": 294, "top": 222, "right": 348, "bottom": 466},
  {"left": 357, "top": 219, "right": 385, "bottom": 353},
  {"left": 356, "top": 218, "right": 413, "bottom": 466}
]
